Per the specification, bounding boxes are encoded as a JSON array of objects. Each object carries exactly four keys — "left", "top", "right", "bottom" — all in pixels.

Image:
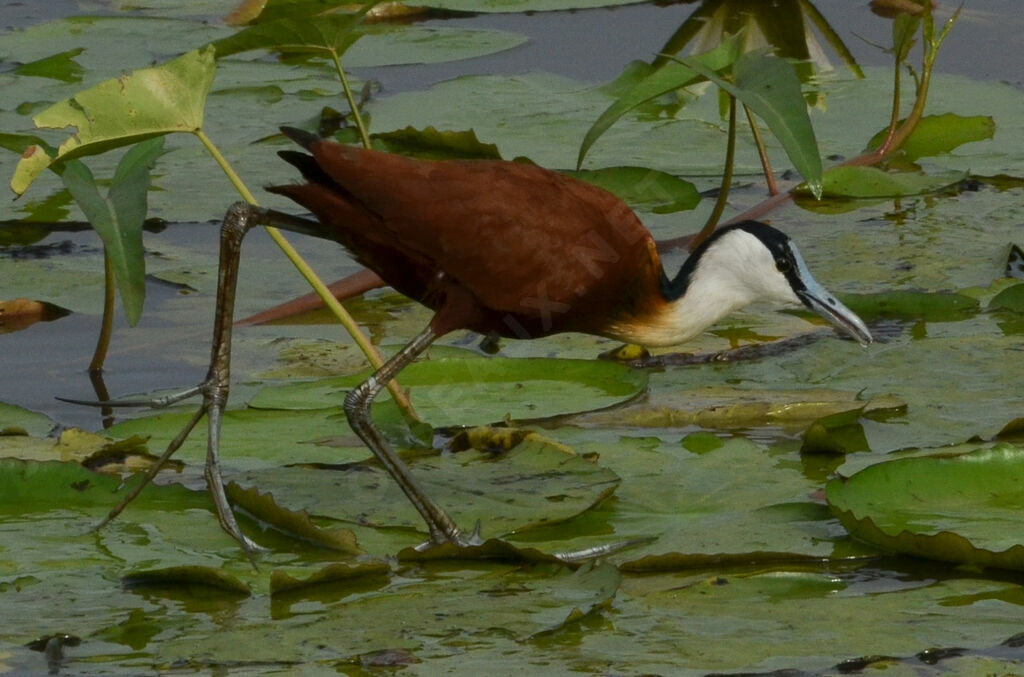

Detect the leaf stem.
[
  {"left": 745, "top": 104, "right": 778, "bottom": 196},
  {"left": 193, "top": 129, "right": 416, "bottom": 417},
  {"left": 332, "top": 52, "right": 372, "bottom": 149},
  {"left": 89, "top": 248, "right": 116, "bottom": 373},
  {"left": 691, "top": 95, "right": 737, "bottom": 250}
]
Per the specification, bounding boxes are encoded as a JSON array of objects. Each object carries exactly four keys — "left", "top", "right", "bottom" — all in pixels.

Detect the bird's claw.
[{"left": 414, "top": 519, "right": 485, "bottom": 551}]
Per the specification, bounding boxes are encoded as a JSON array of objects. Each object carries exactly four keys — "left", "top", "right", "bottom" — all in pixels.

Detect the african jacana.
[{"left": 86, "top": 127, "right": 872, "bottom": 553}]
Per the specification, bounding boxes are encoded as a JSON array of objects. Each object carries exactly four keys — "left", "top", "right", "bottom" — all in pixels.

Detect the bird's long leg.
[
  {"left": 344, "top": 325, "right": 478, "bottom": 549},
  {"left": 179, "top": 202, "right": 264, "bottom": 553},
  {"left": 86, "top": 203, "right": 326, "bottom": 553}
]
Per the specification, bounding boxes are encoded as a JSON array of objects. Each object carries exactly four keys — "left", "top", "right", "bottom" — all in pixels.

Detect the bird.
[{"left": 259, "top": 126, "right": 873, "bottom": 549}]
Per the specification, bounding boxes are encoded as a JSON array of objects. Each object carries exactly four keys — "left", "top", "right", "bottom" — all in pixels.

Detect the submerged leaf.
[
  {"left": 620, "top": 550, "right": 836, "bottom": 573},
  {"left": 571, "top": 386, "right": 904, "bottom": 431},
  {"left": 399, "top": 538, "right": 574, "bottom": 565},
  {"left": 827, "top": 446, "right": 1024, "bottom": 570},
  {"left": 800, "top": 407, "right": 871, "bottom": 455}
]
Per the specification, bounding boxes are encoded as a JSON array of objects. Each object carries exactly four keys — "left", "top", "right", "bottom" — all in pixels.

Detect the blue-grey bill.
[{"left": 798, "top": 285, "right": 872, "bottom": 347}]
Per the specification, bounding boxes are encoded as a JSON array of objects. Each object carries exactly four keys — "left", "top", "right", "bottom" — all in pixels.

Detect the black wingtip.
[{"left": 279, "top": 126, "right": 321, "bottom": 150}]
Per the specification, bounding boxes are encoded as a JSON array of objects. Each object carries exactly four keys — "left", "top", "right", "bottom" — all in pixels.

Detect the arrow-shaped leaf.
[
  {"left": 577, "top": 35, "right": 742, "bottom": 169},
  {"left": 212, "top": 6, "right": 375, "bottom": 59},
  {"left": 11, "top": 46, "right": 216, "bottom": 196},
  {"left": 682, "top": 50, "right": 823, "bottom": 198},
  {"left": 61, "top": 137, "right": 165, "bottom": 326}
]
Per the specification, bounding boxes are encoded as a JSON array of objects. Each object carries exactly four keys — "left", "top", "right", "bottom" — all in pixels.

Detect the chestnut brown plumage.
[{"left": 268, "top": 134, "right": 665, "bottom": 344}]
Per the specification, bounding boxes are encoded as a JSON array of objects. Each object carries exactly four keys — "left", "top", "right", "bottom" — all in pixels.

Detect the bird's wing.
[{"left": 307, "top": 143, "right": 661, "bottom": 318}]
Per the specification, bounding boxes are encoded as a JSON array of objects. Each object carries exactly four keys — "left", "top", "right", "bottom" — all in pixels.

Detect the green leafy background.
[{"left": 2, "top": 1, "right": 1024, "bottom": 675}]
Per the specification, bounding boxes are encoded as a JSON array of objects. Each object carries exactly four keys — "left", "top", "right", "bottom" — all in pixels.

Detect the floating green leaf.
[
  {"left": 0, "top": 401, "right": 53, "bottom": 437},
  {"left": 683, "top": 49, "right": 823, "bottom": 198},
  {"left": 809, "top": 165, "right": 966, "bottom": 198},
  {"left": 0, "top": 457, "right": 207, "bottom": 511},
  {"left": 11, "top": 46, "right": 216, "bottom": 195},
  {"left": 989, "top": 282, "right": 1024, "bottom": 313},
  {"left": 248, "top": 356, "right": 649, "bottom": 427},
  {"left": 269, "top": 561, "right": 390, "bottom": 596},
  {"left": 13, "top": 48, "right": 85, "bottom": 83},
  {"left": 867, "top": 113, "right": 995, "bottom": 161},
  {"left": 240, "top": 432, "right": 620, "bottom": 539},
  {"left": 226, "top": 481, "right": 363, "bottom": 554},
  {"left": 60, "top": 137, "right": 164, "bottom": 325},
  {"left": 369, "top": 126, "right": 502, "bottom": 160},
  {"left": 827, "top": 446, "right": 1024, "bottom": 570},
  {"left": 571, "top": 386, "right": 903, "bottom": 432},
  {"left": 157, "top": 560, "right": 621, "bottom": 666},
  {"left": 837, "top": 290, "right": 979, "bottom": 322},
  {"left": 103, "top": 407, "right": 368, "bottom": 469},
  {"left": 567, "top": 166, "right": 700, "bottom": 213},
  {"left": 122, "top": 566, "right": 251, "bottom": 596}
]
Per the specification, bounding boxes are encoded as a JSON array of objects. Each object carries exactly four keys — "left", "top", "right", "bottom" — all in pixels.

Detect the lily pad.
[
  {"left": 0, "top": 401, "right": 54, "bottom": 437},
  {"left": 248, "top": 355, "right": 649, "bottom": 427},
  {"left": 837, "top": 290, "right": 979, "bottom": 322},
  {"left": 226, "top": 482, "right": 363, "bottom": 553},
  {"left": 570, "top": 386, "right": 904, "bottom": 432},
  {"left": 989, "top": 282, "right": 1024, "bottom": 313},
  {"left": 369, "top": 126, "right": 502, "bottom": 159},
  {"left": 269, "top": 560, "right": 390, "bottom": 596},
  {"left": 122, "top": 566, "right": 251, "bottom": 596},
  {"left": 566, "top": 166, "right": 700, "bottom": 214},
  {"left": 809, "top": 165, "right": 967, "bottom": 199},
  {"left": 826, "top": 445, "right": 1024, "bottom": 570},
  {"left": 156, "top": 559, "right": 621, "bottom": 666},
  {"left": 238, "top": 431, "right": 620, "bottom": 540},
  {"left": 800, "top": 407, "right": 871, "bottom": 455},
  {"left": 103, "top": 406, "right": 371, "bottom": 469},
  {"left": 867, "top": 113, "right": 995, "bottom": 161}
]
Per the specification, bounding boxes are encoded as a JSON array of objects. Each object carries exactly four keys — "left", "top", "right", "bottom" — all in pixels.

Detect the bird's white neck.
[{"left": 604, "top": 227, "right": 802, "bottom": 347}]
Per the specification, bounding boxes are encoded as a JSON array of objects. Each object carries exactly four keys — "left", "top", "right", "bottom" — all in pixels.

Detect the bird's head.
[{"left": 661, "top": 221, "right": 872, "bottom": 347}]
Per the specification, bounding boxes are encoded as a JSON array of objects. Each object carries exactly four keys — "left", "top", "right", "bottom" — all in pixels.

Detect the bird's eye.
[{"left": 775, "top": 257, "right": 792, "bottom": 273}]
